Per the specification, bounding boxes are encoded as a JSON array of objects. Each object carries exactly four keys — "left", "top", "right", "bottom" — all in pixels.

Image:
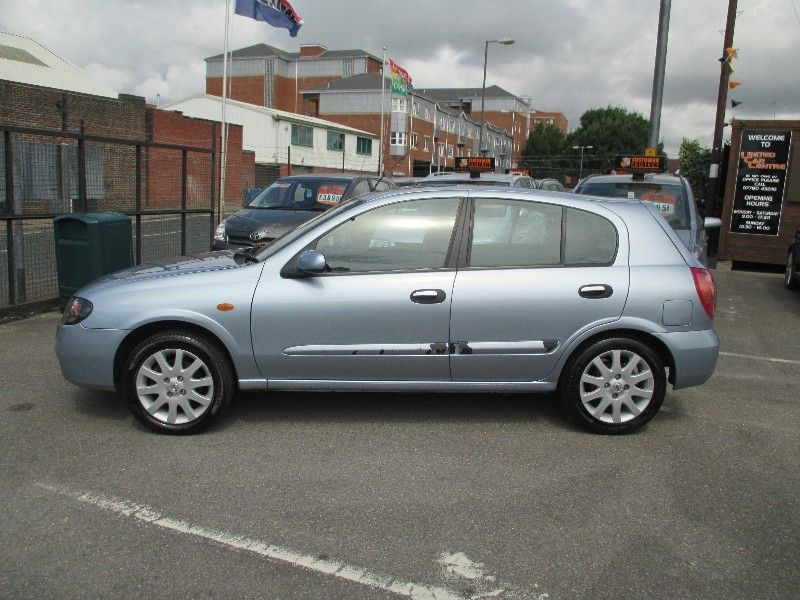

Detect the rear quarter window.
[
  {"left": 564, "top": 207, "right": 618, "bottom": 265},
  {"left": 578, "top": 181, "right": 690, "bottom": 230}
]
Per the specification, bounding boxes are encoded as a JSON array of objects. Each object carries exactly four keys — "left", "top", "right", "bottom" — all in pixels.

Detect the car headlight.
[
  {"left": 214, "top": 220, "right": 227, "bottom": 242},
  {"left": 62, "top": 297, "right": 93, "bottom": 325}
]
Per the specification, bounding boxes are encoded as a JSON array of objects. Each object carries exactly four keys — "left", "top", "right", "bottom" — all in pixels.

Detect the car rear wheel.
[
  {"left": 124, "top": 330, "right": 234, "bottom": 434},
  {"left": 561, "top": 337, "right": 666, "bottom": 434},
  {"left": 785, "top": 248, "right": 799, "bottom": 290}
]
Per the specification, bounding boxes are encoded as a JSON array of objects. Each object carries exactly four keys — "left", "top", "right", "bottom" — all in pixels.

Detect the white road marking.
[
  {"left": 719, "top": 351, "right": 800, "bottom": 366},
  {"left": 438, "top": 552, "right": 495, "bottom": 581},
  {"left": 37, "top": 482, "right": 504, "bottom": 600}
]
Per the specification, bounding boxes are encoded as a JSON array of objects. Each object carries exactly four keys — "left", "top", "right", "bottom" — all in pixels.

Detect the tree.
[
  {"left": 521, "top": 123, "right": 567, "bottom": 178},
  {"left": 678, "top": 138, "right": 712, "bottom": 210},
  {"left": 566, "top": 106, "right": 663, "bottom": 174}
]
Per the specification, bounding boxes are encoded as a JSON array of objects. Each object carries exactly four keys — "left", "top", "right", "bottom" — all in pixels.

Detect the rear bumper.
[
  {"left": 56, "top": 324, "right": 128, "bottom": 391},
  {"left": 654, "top": 328, "right": 719, "bottom": 389}
]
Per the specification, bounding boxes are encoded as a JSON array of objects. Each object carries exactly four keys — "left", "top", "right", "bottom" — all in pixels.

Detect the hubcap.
[
  {"left": 580, "top": 349, "right": 655, "bottom": 424},
  {"left": 135, "top": 349, "right": 214, "bottom": 425}
]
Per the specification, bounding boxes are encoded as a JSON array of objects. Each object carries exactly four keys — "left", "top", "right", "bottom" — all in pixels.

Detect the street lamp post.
[
  {"left": 573, "top": 145, "right": 594, "bottom": 181},
  {"left": 478, "top": 37, "right": 514, "bottom": 157}
]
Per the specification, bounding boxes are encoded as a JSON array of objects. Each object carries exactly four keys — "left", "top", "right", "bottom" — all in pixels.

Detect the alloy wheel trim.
[
  {"left": 135, "top": 348, "right": 215, "bottom": 425},
  {"left": 579, "top": 349, "right": 655, "bottom": 424}
]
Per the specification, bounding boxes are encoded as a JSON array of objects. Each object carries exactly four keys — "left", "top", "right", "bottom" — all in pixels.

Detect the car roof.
[
  {"left": 421, "top": 173, "right": 526, "bottom": 183},
  {"left": 578, "top": 173, "right": 685, "bottom": 185},
  {"left": 275, "top": 174, "right": 365, "bottom": 183}
]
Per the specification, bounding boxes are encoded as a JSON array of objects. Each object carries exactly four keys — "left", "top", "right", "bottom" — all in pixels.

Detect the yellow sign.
[{"left": 644, "top": 147, "right": 657, "bottom": 157}]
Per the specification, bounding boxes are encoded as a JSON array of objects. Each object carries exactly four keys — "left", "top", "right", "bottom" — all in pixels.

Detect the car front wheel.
[
  {"left": 785, "top": 248, "right": 799, "bottom": 290},
  {"left": 561, "top": 337, "right": 666, "bottom": 434},
  {"left": 124, "top": 330, "right": 234, "bottom": 434}
]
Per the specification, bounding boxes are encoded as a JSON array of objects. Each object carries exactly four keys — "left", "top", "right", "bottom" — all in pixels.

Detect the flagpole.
[
  {"left": 219, "top": 0, "right": 232, "bottom": 220},
  {"left": 379, "top": 46, "right": 386, "bottom": 177}
]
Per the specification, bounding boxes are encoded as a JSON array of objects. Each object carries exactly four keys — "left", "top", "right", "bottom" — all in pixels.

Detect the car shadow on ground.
[
  {"left": 69, "top": 386, "right": 577, "bottom": 433},
  {"left": 225, "top": 390, "right": 575, "bottom": 432}
]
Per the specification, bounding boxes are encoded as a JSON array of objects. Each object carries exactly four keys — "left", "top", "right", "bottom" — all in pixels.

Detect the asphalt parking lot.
[{"left": 0, "top": 268, "right": 798, "bottom": 599}]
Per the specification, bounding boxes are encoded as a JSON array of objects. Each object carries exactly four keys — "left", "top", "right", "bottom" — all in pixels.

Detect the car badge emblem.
[{"left": 250, "top": 231, "right": 261, "bottom": 241}]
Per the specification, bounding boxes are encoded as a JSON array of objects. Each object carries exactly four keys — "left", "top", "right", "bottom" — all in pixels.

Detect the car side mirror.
[
  {"left": 296, "top": 250, "right": 327, "bottom": 275},
  {"left": 703, "top": 217, "right": 722, "bottom": 229}
]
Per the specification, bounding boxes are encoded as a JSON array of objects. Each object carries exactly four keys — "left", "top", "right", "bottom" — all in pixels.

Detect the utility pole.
[
  {"left": 706, "top": 0, "right": 738, "bottom": 217},
  {"left": 648, "top": 0, "right": 671, "bottom": 149}
]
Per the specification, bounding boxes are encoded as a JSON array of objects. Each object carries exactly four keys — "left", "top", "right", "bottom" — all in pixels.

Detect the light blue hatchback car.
[{"left": 57, "top": 187, "right": 719, "bottom": 435}]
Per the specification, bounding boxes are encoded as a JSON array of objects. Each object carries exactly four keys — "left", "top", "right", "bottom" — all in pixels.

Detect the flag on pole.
[
  {"left": 731, "top": 100, "right": 742, "bottom": 108},
  {"left": 235, "top": 0, "right": 304, "bottom": 37},
  {"left": 728, "top": 81, "right": 741, "bottom": 90},
  {"left": 389, "top": 59, "right": 412, "bottom": 96}
]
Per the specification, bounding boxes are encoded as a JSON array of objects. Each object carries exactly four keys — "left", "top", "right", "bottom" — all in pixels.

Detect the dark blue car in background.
[{"left": 213, "top": 175, "right": 395, "bottom": 250}]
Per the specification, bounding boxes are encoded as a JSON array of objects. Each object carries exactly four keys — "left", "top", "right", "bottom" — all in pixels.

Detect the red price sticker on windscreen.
[
  {"left": 317, "top": 185, "right": 346, "bottom": 205},
  {"left": 640, "top": 191, "right": 677, "bottom": 216}
]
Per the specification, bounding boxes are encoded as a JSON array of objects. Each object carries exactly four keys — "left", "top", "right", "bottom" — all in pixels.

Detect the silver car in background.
[{"left": 56, "top": 186, "right": 719, "bottom": 435}]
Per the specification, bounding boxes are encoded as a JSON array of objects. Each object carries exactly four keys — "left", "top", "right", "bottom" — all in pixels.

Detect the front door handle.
[
  {"left": 410, "top": 289, "right": 446, "bottom": 304},
  {"left": 579, "top": 284, "right": 613, "bottom": 299}
]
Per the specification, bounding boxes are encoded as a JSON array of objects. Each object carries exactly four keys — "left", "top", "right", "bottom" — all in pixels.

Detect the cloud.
[{"left": 0, "top": 0, "right": 797, "bottom": 155}]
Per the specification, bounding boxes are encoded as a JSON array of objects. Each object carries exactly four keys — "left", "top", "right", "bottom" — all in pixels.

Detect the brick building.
[
  {"left": 530, "top": 110, "right": 569, "bottom": 134},
  {"left": 302, "top": 74, "right": 514, "bottom": 176},
  {"left": 415, "top": 86, "right": 531, "bottom": 169},
  {"left": 205, "top": 43, "right": 382, "bottom": 116}
]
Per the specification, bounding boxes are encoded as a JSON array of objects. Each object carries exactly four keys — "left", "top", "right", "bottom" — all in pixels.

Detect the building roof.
[
  {"left": 415, "top": 86, "right": 519, "bottom": 101},
  {"left": 304, "top": 72, "right": 387, "bottom": 92},
  {"left": 165, "top": 94, "right": 377, "bottom": 138},
  {"left": 0, "top": 31, "right": 117, "bottom": 98},
  {"left": 206, "top": 43, "right": 379, "bottom": 62}
]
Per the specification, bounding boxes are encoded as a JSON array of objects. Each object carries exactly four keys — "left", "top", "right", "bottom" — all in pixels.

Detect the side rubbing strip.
[{"left": 283, "top": 343, "right": 448, "bottom": 356}]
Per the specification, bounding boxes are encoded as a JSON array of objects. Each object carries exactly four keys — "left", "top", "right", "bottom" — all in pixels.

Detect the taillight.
[{"left": 691, "top": 267, "right": 717, "bottom": 319}]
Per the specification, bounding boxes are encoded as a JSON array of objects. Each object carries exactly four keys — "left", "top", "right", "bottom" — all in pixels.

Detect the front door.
[{"left": 251, "top": 196, "right": 463, "bottom": 383}]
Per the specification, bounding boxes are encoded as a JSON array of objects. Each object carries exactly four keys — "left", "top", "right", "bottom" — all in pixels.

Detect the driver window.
[{"left": 315, "top": 198, "right": 461, "bottom": 273}]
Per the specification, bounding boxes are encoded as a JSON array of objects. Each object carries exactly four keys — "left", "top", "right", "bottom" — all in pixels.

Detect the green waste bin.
[{"left": 54, "top": 212, "right": 133, "bottom": 309}]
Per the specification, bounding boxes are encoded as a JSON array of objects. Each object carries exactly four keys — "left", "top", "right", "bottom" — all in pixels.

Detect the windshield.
[
  {"left": 248, "top": 179, "right": 351, "bottom": 211},
  {"left": 578, "top": 181, "right": 690, "bottom": 229},
  {"left": 254, "top": 197, "right": 365, "bottom": 261}
]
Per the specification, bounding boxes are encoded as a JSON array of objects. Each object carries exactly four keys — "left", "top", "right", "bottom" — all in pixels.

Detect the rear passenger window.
[
  {"left": 564, "top": 207, "right": 617, "bottom": 265},
  {"left": 470, "top": 199, "right": 562, "bottom": 268}
]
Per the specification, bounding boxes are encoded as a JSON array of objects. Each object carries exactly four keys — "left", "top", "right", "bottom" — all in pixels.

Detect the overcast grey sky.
[{"left": 1, "top": 0, "right": 798, "bottom": 155}]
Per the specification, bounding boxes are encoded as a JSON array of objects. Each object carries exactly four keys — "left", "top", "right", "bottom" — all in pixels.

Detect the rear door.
[{"left": 449, "top": 195, "right": 629, "bottom": 382}]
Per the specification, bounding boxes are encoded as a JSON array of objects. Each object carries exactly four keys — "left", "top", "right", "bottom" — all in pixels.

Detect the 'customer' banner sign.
[{"left": 730, "top": 129, "right": 792, "bottom": 236}]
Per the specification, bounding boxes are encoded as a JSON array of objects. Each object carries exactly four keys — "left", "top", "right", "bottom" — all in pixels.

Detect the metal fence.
[{"left": 1, "top": 124, "right": 218, "bottom": 315}]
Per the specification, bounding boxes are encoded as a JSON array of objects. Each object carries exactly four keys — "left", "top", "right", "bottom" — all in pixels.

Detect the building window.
[
  {"left": 412, "top": 102, "right": 419, "bottom": 116},
  {"left": 327, "top": 131, "right": 344, "bottom": 151},
  {"left": 411, "top": 133, "right": 418, "bottom": 148},
  {"left": 356, "top": 137, "right": 372, "bottom": 155},
  {"left": 392, "top": 98, "right": 407, "bottom": 113},
  {"left": 439, "top": 117, "right": 445, "bottom": 128},
  {"left": 448, "top": 145, "right": 453, "bottom": 157},
  {"left": 425, "top": 107, "right": 430, "bottom": 120},
  {"left": 546, "top": 118, "right": 554, "bottom": 125},
  {"left": 390, "top": 131, "right": 407, "bottom": 146},
  {"left": 291, "top": 124, "right": 313, "bottom": 147},
  {"left": 438, "top": 144, "right": 445, "bottom": 156},
  {"left": 448, "top": 119, "right": 455, "bottom": 132},
  {"left": 423, "top": 136, "right": 430, "bottom": 151}
]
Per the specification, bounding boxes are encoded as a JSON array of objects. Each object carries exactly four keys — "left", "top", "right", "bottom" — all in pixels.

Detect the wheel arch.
[
  {"left": 113, "top": 320, "right": 239, "bottom": 390},
  {"left": 557, "top": 328, "right": 676, "bottom": 389}
]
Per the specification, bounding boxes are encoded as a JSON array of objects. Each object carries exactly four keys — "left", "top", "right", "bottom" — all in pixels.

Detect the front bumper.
[
  {"left": 56, "top": 324, "right": 129, "bottom": 391},
  {"left": 654, "top": 328, "right": 719, "bottom": 389}
]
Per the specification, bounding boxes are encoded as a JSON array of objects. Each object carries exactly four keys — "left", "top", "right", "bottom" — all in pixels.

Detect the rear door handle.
[
  {"left": 579, "top": 284, "right": 613, "bottom": 299},
  {"left": 410, "top": 289, "right": 446, "bottom": 304}
]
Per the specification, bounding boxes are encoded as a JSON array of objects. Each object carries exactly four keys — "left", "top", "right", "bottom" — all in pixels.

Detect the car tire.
[
  {"left": 123, "top": 330, "right": 234, "bottom": 434},
  {"left": 785, "top": 248, "right": 799, "bottom": 290},
  {"left": 561, "top": 337, "right": 666, "bottom": 434}
]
